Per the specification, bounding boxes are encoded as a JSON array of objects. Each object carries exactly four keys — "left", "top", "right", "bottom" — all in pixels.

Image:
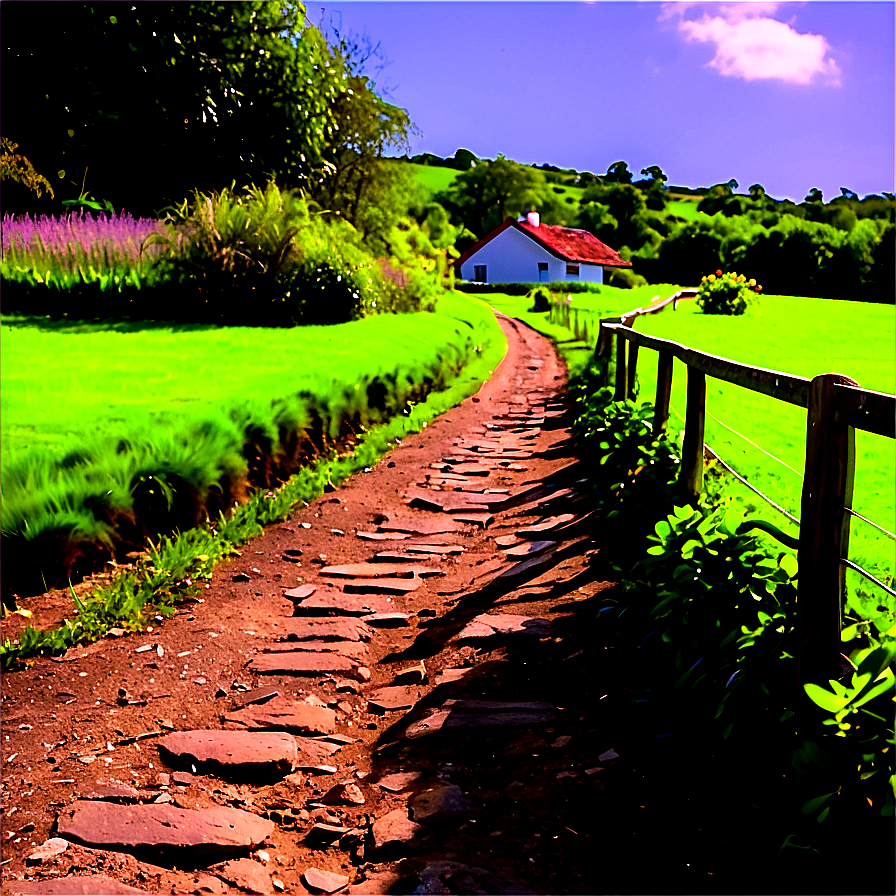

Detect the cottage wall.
[{"left": 458, "top": 227, "right": 603, "bottom": 284}]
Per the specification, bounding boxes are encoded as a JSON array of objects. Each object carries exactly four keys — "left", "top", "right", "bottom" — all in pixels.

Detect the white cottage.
[{"left": 456, "top": 212, "right": 631, "bottom": 285}]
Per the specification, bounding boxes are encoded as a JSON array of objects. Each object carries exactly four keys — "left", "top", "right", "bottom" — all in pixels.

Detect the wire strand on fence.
[
  {"left": 845, "top": 508, "right": 896, "bottom": 541},
  {"left": 841, "top": 558, "right": 896, "bottom": 599},
  {"left": 668, "top": 384, "right": 802, "bottom": 524},
  {"left": 703, "top": 443, "right": 802, "bottom": 526}
]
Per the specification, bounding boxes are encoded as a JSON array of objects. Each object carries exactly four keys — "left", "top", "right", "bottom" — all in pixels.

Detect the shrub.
[
  {"left": 527, "top": 285, "right": 551, "bottom": 312},
  {"left": 696, "top": 269, "right": 761, "bottom": 315}
]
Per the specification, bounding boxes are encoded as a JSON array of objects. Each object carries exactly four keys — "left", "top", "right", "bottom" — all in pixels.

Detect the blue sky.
[{"left": 318, "top": 1, "right": 894, "bottom": 201}]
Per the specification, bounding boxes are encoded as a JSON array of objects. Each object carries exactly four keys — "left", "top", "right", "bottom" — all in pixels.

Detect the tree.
[
  {"left": 437, "top": 155, "right": 556, "bottom": 236},
  {"left": 1, "top": 2, "right": 347, "bottom": 214},
  {"left": 603, "top": 161, "right": 633, "bottom": 184},
  {"left": 640, "top": 165, "right": 668, "bottom": 184},
  {"left": 804, "top": 188, "right": 824, "bottom": 204}
]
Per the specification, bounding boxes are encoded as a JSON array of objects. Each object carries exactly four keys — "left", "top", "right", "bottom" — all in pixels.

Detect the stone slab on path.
[
  {"left": 356, "top": 531, "right": 411, "bottom": 541},
  {"left": 283, "top": 584, "right": 317, "bottom": 601},
  {"left": 320, "top": 562, "right": 439, "bottom": 579},
  {"left": 291, "top": 593, "right": 398, "bottom": 616},
  {"left": 402, "top": 543, "right": 465, "bottom": 555},
  {"left": 370, "top": 808, "right": 424, "bottom": 857},
  {"left": 455, "top": 614, "right": 552, "bottom": 640},
  {"left": 405, "top": 700, "right": 556, "bottom": 738},
  {"left": 249, "top": 651, "right": 358, "bottom": 677},
  {"left": 378, "top": 518, "right": 465, "bottom": 536},
  {"left": 303, "top": 867, "right": 350, "bottom": 893},
  {"left": 502, "top": 539, "right": 557, "bottom": 557},
  {"left": 211, "top": 858, "right": 274, "bottom": 895},
  {"left": 366, "top": 686, "right": 418, "bottom": 714},
  {"left": 56, "top": 801, "right": 274, "bottom": 856},
  {"left": 223, "top": 699, "right": 336, "bottom": 735},
  {"left": 6, "top": 877, "right": 149, "bottom": 895},
  {"left": 281, "top": 618, "right": 374, "bottom": 642},
  {"left": 263, "top": 639, "right": 368, "bottom": 658},
  {"left": 409, "top": 784, "right": 475, "bottom": 824},
  {"left": 157, "top": 730, "right": 299, "bottom": 778},
  {"left": 402, "top": 488, "right": 490, "bottom": 514},
  {"left": 341, "top": 578, "right": 423, "bottom": 596}
]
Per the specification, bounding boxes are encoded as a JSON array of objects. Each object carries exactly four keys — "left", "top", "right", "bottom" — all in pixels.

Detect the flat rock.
[
  {"left": 375, "top": 771, "right": 420, "bottom": 793},
  {"left": 442, "top": 462, "right": 493, "bottom": 476},
  {"left": 409, "top": 784, "right": 475, "bottom": 823},
  {"left": 224, "top": 698, "right": 336, "bottom": 735},
  {"left": 24, "top": 838, "right": 69, "bottom": 865},
  {"left": 495, "top": 549, "right": 558, "bottom": 582},
  {"left": 320, "top": 562, "right": 437, "bottom": 579},
  {"left": 157, "top": 730, "right": 299, "bottom": 778},
  {"left": 378, "top": 518, "right": 464, "bottom": 535},
  {"left": 455, "top": 614, "right": 552, "bottom": 640},
  {"left": 494, "top": 534, "right": 523, "bottom": 548},
  {"left": 403, "top": 543, "right": 465, "bottom": 555},
  {"left": 233, "top": 686, "right": 281, "bottom": 707},
  {"left": 502, "top": 539, "right": 557, "bottom": 557},
  {"left": 370, "top": 808, "right": 424, "bottom": 856},
  {"left": 362, "top": 612, "right": 411, "bottom": 628},
  {"left": 516, "top": 512, "right": 584, "bottom": 537},
  {"left": 405, "top": 700, "right": 556, "bottom": 738},
  {"left": 263, "top": 640, "right": 368, "bottom": 658},
  {"left": 7, "top": 877, "right": 147, "bottom": 895},
  {"left": 372, "top": 551, "right": 449, "bottom": 562},
  {"left": 56, "top": 801, "right": 274, "bottom": 856},
  {"left": 366, "top": 686, "right": 417, "bottom": 714},
  {"left": 281, "top": 618, "right": 373, "bottom": 642},
  {"left": 284, "top": 584, "right": 317, "bottom": 600},
  {"left": 305, "top": 823, "right": 351, "bottom": 846},
  {"left": 356, "top": 530, "right": 410, "bottom": 541},
  {"left": 321, "top": 782, "right": 365, "bottom": 805},
  {"left": 212, "top": 858, "right": 273, "bottom": 894},
  {"left": 452, "top": 511, "right": 494, "bottom": 528},
  {"left": 292, "top": 593, "right": 396, "bottom": 616},
  {"left": 79, "top": 782, "right": 140, "bottom": 803},
  {"left": 303, "top": 868, "right": 349, "bottom": 894},
  {"left": 342, "top": 578, "right": 422, "bottom": 595},
  {"left": 249, "top": 652, "right": 357, "bottom": 677}
]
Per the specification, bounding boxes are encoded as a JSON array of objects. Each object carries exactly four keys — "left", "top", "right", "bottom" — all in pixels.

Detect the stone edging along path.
[{"left": 1, "top": 314, "right": 622, "bottom": 895}]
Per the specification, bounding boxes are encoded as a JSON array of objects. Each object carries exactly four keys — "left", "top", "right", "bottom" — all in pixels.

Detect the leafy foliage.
[
  {"left": 569, "top": 360, "right": 895, "bottom": 879},
  {"left": 0, "top": 138, "right": 54, "bottom": 200}
]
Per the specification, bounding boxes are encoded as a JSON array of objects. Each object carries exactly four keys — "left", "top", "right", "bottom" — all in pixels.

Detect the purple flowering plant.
[{"left": 0, "top": 210, "right": 171, "bottom": 289}]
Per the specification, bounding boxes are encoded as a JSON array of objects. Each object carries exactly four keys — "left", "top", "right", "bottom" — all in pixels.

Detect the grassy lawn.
[
  {"left": 0, "top": 292, "right": 506, "bottom": 596},
  {"left": 410, "top": 163, "right": 459, "bottom": 197},
  {"left": 666, "top": 198, "right": 710, "bottom": 221},
  {"left": 630, "top": 296, "right": 895, "bottom": 623},
  {"left": 1, "top": 294, "right": 500, "bottom": 465}
]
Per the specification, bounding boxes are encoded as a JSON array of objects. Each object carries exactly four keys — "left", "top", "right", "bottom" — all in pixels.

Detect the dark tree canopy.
[{"left": 1, "top": 1, "right": 390, "bottom": 216}]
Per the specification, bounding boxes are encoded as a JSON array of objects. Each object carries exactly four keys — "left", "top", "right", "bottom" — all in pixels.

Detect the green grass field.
[
  {"left": 630, "top": 296, "right": 895, "bottom": 624},
  {"left": 410, "top": 163, "right": 459, "bottom": 197},
  {"left": 0, "top": 293, "right": 506, "bottom": 594}
]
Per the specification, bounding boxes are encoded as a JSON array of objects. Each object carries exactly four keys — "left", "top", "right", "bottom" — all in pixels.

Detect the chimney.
[{"left": 526, "top": 211, "right": 540, "bottom": 227}]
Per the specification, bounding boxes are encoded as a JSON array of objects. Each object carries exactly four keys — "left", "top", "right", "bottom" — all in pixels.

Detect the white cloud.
[{"left": 663, "top": 4, "right": 841, "bottom": 86}]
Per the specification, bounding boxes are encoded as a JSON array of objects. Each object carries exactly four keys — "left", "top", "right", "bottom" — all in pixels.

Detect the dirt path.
[{"left": 1, "top": 315, "right": 624, "bottom": 895}]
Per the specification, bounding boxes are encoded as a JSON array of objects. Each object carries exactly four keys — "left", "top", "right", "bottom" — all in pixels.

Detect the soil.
[{"left": 0, "top": 315, "right": 795, "bottom": 895}]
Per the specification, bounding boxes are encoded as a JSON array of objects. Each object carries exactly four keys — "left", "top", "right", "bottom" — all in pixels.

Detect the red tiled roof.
[
  {"left": 455, "top": 217, "right": 631, "bottom": 270},
  {"left": 515, "top": 220, "right": 632, "bottom": 267}
]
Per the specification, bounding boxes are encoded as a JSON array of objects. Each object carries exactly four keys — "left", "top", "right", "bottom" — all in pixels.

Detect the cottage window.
[
  {"left": 538, "top": 262, "right": 549, "bottom": 282},
  {"left": 566, "top": 263, "right": 579, "bottom": 277},
  {"left": 473, "top": 264, "right": 487, "bottom": 283}
]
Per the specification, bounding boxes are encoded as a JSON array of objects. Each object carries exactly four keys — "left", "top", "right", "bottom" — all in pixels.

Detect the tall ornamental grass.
[{"left": 1, "top": 210, "right": 169, "bottom": 289}]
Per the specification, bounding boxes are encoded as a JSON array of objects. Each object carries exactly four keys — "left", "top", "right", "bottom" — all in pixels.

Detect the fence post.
[
  {"left": 614, "top": 332, "right": 628, "bottom": 401},
  {"left": 627, "top": 342, "right": 639, "bottom": 399},
  {"left": 680, "top": 366, "right": 706, "bottom": 500},
  {"left": 798, "top": 374, "right": 858, "bottom": 688},
  {"left": 653, "top": 350, "right": 673, "bottom": 435}
]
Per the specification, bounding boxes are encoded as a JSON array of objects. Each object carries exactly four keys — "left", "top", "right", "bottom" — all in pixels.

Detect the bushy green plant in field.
[
  {"left": 696, "top": 269, "right": 762, "bottom": 315},
  {"left": 149, "top": 181, "right": 385, "bottom": 326},
  {"left": 527, "top": 285, "right": 552, "bottom": 312}
]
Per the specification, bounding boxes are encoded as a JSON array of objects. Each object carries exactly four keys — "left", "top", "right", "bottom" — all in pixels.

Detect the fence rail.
[{"left": 595, "top": 317, "right": 895, "bottom": 688}]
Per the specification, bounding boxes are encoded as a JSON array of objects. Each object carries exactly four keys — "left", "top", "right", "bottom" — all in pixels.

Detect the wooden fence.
[{"left": 594, "top": 318, "right": 895, "bottom": 688}]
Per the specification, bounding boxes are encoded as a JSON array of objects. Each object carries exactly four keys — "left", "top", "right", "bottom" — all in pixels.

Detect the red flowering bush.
[{"left": 696, "top": 269, "right": 762, "bottom": 315}]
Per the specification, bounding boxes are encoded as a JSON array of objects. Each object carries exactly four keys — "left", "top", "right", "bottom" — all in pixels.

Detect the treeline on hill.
[
  {"left": 0, "top": 2, "right": 456, "bottom": 325},
  {"left": 409, "top": 150, "right": 895, "bottom": 303}
]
